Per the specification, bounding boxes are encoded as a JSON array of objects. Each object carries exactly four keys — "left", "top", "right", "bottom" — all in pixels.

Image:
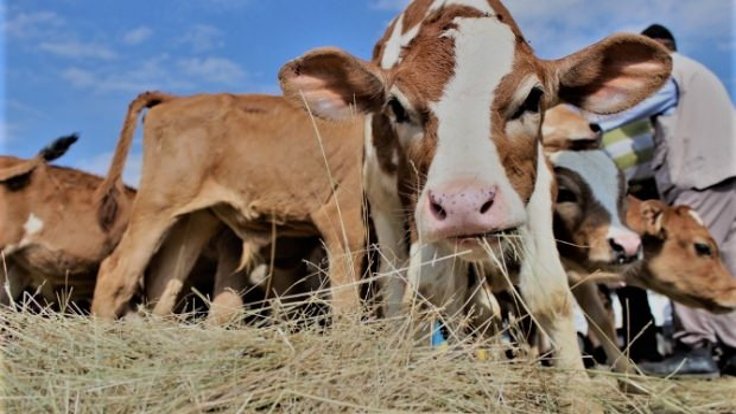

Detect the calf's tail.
[{"left": 95, "top": 91, "right": 174, "bottom": 231}]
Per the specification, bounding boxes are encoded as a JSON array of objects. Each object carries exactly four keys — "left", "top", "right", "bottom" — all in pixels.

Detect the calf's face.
[
  {"left": 279, "top": 6, "right": 671, "bottom": 262},
  {"left": 627, "top": 198, "right": 736, "bottom": 313},
  {"left": 542, "top": 105, "right": 602, "bottom": 152},
  {"left": 550, "top": 150, "right": 641, "bottom": 270},
  {"left": 0, "top": 156, "right": 45, "bottom": 250}
]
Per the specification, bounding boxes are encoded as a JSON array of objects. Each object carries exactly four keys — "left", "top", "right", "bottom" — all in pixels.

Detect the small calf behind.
[
  {"left": 0, "top": 135, "right": 134, "bottom": 308},
  {"left": 91, "top": 93, "right": 367, "bottom": 320},
  {"left": 625, "top": 197, "right": 736, "bottom": 313}
]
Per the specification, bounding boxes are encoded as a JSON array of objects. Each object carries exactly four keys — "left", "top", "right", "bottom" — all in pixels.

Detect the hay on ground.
[{"left": 1, "top": 302, "right": 735, "bottom": 413}]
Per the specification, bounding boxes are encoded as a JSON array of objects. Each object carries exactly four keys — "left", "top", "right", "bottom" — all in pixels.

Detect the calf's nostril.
[
  {"left": 589, "top": 123, "right": 602, "bottom": 133},
  {"left": 430, "top": 201, "right": 447, "bottom": 220},
  {"left": 429, "top": 193, "right": 448, "bottom": 221},
  {"left": 609, "top": 238, "right": 624, "bottom": 253},
  {"left": 480, "top": 199, "right": 494, "bottom": 214}
]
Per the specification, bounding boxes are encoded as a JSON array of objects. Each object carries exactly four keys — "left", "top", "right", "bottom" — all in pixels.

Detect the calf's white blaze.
[
  {"left": 381, "top": 0, "right": 497, "bottom": 72},
  {"left": 380, "top": 14, "right": 422, "bottom": 70},
  {"left": 418, "top": 16, "right": 525, "bottom": 237},
  {"left": 23, "top": 213, "right": 44, "bottom": 236},
  {"left": 430, "top": 0, "right": 495, "bottom": 15}
]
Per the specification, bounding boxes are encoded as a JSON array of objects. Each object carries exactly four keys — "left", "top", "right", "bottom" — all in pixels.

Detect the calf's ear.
[
  {"left": 279, "top": 47, "right": 387, "bottom": 120},
  {"left": 640, "top": 199, "right": 667, "bottom": 238},
  {"left": 626, "top": 196, "right": 666, "bottom": 237},
  {"left": 544, "top": 34, "right": 672, "bottom": 115},
  {"left": 0, "top": 159, "right": 41, "bottom": 191}
]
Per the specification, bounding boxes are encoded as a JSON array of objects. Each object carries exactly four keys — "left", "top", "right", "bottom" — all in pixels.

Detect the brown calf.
[
  {"left": 91, "top": 93, "right": 366, "bottom": 320},
  {"left": 0, "top": 135, "right": 134, "bottom": 308},
  {"left": 625, "top": 197, "right": 736, "bottom": 312},
  {"left": 542, "top": 105, "right": 602, "bottom": 152}
]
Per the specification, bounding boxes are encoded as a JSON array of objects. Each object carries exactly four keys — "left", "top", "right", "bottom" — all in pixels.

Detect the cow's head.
[
  {"left": 279, "top": 5, "right": 671, "bottom": 261},
  {"left": 0, "top": 134, "right": 78, "bottom": 249},
  {"left": 549, "top": 149, "right": 641, "bottom": 270},
  {"left": 542, "top": 105, "right": 602, "bottom": 152},
  {"left": 0, "top": 134, "right": 78, "bottom": 189},
  {"left": 626, "top": 198, "right": 736, "bottom": 313}
]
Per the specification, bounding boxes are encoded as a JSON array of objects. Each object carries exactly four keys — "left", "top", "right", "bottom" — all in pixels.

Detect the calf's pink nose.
[{"left": 424, "top": 182, "right": 503, "bottom": 238}]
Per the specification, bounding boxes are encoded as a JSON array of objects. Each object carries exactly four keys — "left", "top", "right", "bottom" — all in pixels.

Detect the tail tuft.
[{"left": 39, "top": 133, "right": 79, "bottom": 162}]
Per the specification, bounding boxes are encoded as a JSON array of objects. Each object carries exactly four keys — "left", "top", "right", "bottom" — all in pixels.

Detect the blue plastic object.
[{"left": 431, "top": 320, "right": 448, "bottom": 347}]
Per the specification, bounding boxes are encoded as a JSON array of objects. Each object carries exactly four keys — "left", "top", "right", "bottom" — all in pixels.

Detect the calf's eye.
[
  {"left": 556, "top": 188, "right": 578, "bottom": 204},
  {"left": 511, "top": 87, "right": 544, "bottom": 120},
  {"left": 388, "top": 97, "right": 410, "bottom": 124},
  {"left": 694, "top": 243, "right": 713, "bottom": 257}
]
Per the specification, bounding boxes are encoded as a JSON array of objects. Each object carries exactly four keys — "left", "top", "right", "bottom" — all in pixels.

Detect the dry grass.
[{"left": 2, "top": 304, "right": 735, "bottom": 414}]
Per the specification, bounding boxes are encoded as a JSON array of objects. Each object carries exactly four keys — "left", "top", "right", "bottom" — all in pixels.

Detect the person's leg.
[{"left": 711, "top": 217, "right": 736, "bottom": 351}]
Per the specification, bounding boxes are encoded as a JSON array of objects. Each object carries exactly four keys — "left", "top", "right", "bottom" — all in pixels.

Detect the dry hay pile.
[{"left": 2, "top": 304, "right": 735, "bottom": 413}]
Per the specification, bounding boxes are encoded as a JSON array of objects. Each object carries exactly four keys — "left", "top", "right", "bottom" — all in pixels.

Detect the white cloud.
[
  {"left": 370, "top": 0, "right": 410, "bottom": 11},
  {"left": 122, "top": 26, "right": 153, "bottom": 45},
  {"left": 61, "top": 55, "right": 195, "bottom": 94},
  {"left": 75, "top": 151, "right": 142, "bottom": 188},
  {"left": 39, "top": 40, "right": 118, "bottom": 60},
  {"left": 506, "top": 0, "right": 734, "bottom": 59},
  {"left": 4, "top": 10, "right": 64, "bottom": 39},
  {"left": 3, "top": 100, "right": 50, "bottom": 147},
  {"left": 177, "top": 57, "right": 246, "bottom": 84},
  {"left": 0, "top": 121, "right": 21, "bottom": 148},
  {"left": 62, "top": 67, "right": 97, "bottom": 89},
  {"left": 179, "top": 24, "right": 224, "bottom": 52},
  {"left": 61, "top": 53, "right": 246, "bottom": 94}
]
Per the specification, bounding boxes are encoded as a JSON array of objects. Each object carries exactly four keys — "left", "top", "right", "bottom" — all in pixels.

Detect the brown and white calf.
[
  {"left": 91, "top": 93, "right": 366, "bottom": 320},
  {"left": 0, "top": 135, "right": 134, "bottom": 308},
  {"left": 546, "top": 147, "right": 642, "bottom": 373},
  {"left": 280, "top": 0, "right": 671, "bottom": 380},
  {"left": 551, "top": 152, "right": 642, "bottom": 270}
]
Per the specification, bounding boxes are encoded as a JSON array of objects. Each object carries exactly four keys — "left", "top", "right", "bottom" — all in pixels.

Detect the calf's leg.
[
  {"left": 207, "top": 233, "right": 261, "bottom": 326},
  {"left": 519, "top": 150, "right": 600, "bottom": 412},
  {"left": 92, "top": 207, "right": 178, "bottom": 319},
  {"left": 403, "top": 242, "right": 470, "bottom": 343},
  {"left": 147, "top": 210, "right": 221, "bottom": 316},
  {"left": 311, "top": 194, "right": 365, "bottom": 317},
  {"left": 572, "top": 278, "right": 635, "bottom": 374}
]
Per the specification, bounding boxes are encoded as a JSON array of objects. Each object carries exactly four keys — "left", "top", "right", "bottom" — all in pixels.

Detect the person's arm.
[{"left": 594, "top": 78, "right": 678, "bottom": 131}]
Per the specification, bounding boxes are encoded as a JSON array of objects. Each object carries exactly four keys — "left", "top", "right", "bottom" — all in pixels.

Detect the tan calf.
[
  {"left": 0, "top": 135, "right": 134, "bottom": 307},
  {"left": 625, "top": 197, "right": 736, "bottom": 312},
  {"left": 542, "top": 105, "right": 602, "bottom": 152},
  {"left": 91, "top": 93, "right": 366, "bottom": 320}
]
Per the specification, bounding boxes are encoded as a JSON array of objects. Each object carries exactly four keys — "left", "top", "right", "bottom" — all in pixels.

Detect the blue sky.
[{"left": 2, "top": 0, "right": 734, "bottom": 186}]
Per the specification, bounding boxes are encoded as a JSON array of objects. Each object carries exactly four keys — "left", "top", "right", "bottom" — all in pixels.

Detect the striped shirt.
[
  {"left": 601, "top": 119, "right": 656, "bottom": 182},
  {"left": 594, "top": 79, "right": 679, "bottom": 183}
]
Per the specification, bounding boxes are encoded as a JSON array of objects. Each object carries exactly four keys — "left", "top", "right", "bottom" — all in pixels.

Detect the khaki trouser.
[{"left": 663, "top": 177, "right": 736, "bottom": 349}]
